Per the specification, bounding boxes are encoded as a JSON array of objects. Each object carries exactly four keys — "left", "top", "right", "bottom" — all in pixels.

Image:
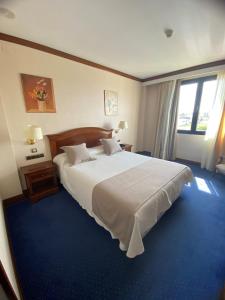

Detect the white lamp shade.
[
  {"left": 28, "top": 126, "right": 43, "bottom": 140},
  {"left": 118, "top": 121, "right": 128, "bottom": 130}
]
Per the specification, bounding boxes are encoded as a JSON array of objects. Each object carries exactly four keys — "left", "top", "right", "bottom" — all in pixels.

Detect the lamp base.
[{"left": 27, "top": 138, "right": 36, "bottom": 145}]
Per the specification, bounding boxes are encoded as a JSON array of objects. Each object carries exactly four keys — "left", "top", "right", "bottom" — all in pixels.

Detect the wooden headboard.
[{"left": 47, "top": 127, "right": 113, "bottom": 158}]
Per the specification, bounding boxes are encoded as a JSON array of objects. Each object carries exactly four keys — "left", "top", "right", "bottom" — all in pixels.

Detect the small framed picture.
[{"left": 104, "top": 90, "right": 118, "bottom": 116}]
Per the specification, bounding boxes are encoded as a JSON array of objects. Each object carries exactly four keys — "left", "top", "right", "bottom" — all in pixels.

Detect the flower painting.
[
  {"left": 21, "top": 74, "right": 56, "bottom": 113},
  {"left": 104, "top": 90, "right": 118, "bottom": 116}
]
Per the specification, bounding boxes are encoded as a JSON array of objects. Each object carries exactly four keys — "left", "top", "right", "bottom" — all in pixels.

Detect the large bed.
[{"left": 47, "top": 127, "right": 193, "bottom": 258}]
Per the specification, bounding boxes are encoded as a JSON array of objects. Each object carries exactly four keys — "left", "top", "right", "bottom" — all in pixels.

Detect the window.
[{"left": 177, "top": 76, "right": 217, "bottom": 135}]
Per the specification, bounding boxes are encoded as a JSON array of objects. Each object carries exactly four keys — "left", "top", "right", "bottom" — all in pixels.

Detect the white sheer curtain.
[
  {"left": 153, "top": 80, "right": 180, "bottom": 160},
  {"left": 201, "top": 71, "right": 225, "bottom": 170}
]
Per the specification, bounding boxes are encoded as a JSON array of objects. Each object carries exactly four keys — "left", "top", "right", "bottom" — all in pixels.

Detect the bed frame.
[{"left": 47, "top": 127, "right": 113, "bottom": 158}]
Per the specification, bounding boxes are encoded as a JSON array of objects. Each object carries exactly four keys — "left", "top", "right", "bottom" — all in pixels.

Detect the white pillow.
[
  {"left": 101, "top": 137, "right": 122, "bottom": 155},
  {"left": 53, "top": 153, "right": 68, "bottom": 168},
  {"left": 88, "top": 145, "right": 104, "bottom": 156},
  {"left": 61, "top": 143, "right": 92, "bottom": 165}
]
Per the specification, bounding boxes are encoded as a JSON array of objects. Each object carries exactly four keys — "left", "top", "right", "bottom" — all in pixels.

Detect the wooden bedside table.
[
  {"left": 120, "top": 144, "right": 133, "bottom": 152},
  {"left": 20, "top": 161, "right": 59, "bottom": 203}
]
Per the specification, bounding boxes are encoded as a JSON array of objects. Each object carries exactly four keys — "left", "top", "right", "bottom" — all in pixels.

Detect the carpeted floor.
[{"left": 5, "top": 164, "right": 225, "bottom": 300}]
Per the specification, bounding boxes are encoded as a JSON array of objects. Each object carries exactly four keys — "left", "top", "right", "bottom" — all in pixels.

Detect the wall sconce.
[
  {"left": 115, "top": 121, "right": 128, "bottom": 134},
  {"left": 26, "top": 125, "right": 43, "bottom": 145}
]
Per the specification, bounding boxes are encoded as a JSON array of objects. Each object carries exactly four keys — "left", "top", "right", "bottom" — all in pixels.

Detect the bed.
[{"left": 47, "top": 127, "right": 193, "bottom": 258}]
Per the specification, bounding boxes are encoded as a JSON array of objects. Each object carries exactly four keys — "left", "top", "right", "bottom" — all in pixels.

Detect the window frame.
[{"left": 177, "top": 75, "right": 217, "bottom": 135}]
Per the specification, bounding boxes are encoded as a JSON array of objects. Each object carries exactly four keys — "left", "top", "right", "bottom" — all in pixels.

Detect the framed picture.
[
  {"left": 104, "top": 90, "right": 118, "bottom": 116},
  {"left": 21, "top": 74, "right": 56, "bottom": 113}
]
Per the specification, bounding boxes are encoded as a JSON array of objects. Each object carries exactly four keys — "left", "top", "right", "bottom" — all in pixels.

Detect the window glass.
[
  {"left": 196, "top": 80, "right": 217, "bottom": 131},
  {"left": 177, "top": 83, "right": 197, "bottom": 131}
]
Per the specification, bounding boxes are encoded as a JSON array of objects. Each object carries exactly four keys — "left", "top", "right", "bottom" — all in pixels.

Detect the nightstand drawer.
[{"left": 28, "top": 168, "right": 55, "bottom": 182}]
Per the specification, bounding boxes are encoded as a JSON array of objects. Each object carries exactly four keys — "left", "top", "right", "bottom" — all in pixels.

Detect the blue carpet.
[{"left": 5, "top": 164, "right": 225, "bottom": 300}]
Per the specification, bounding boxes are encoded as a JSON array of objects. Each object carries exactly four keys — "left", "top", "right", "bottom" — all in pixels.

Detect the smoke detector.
[{"left": 164, "top": 28, "right": 173, "bottom": 38}]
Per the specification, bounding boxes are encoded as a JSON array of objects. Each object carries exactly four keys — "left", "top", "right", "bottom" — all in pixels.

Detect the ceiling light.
[
  {"left": 0, "top": 7, "right": 15, "bottom": 19},
  {"left": 164, "top": 28, "right": 173, "bottom": 38}
]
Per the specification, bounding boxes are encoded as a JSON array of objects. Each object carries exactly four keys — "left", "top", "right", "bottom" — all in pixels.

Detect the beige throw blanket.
[{"left": 92, "top": 158, "right": 193, "bottom": 257}]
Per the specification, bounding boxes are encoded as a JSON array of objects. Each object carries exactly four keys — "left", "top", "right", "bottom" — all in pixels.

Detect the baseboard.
[
  {"left": 3, "top": 193, "right": 26, "bottom": 208},
  {"left": 176, "top": 158, "right": 201, "bottom": 166}
]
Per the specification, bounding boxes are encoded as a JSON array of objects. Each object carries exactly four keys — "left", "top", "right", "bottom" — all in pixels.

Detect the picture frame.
[
  {"left": 21, "top": 74, "right": 56, "bottom": 113},
  {"left": 104, "top": 90, "right": 118, "bottom": 116}
]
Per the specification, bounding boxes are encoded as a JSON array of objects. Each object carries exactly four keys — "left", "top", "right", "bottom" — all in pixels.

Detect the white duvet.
[
  {"left": 54, "top": 151, "right": 150, "bottom": 213},
  {"left": 54, "top": 151, "right": 192, "bottom": 258}
]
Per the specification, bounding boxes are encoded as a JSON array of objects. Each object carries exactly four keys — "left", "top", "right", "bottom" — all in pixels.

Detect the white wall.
[
  {"left": 0, "top": 99, "right": 22, "bottom": 198},
  {"left": 0, "top": 199, "right": 20, "bottom": 299},
  {"left": 176, "top": 133, "right": 205, "bottom": 162},
  {"left": 0, "top": 97, "right": 21, "bottom": 298},
  {"left": 0, "top": 40, "right": 142, "bottom": 196}
]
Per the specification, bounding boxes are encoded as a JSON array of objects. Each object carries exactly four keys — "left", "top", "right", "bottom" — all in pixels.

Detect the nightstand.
[
  {"left": 20, "top": 161, "right": 59, "bottom": 203},
  {"left": 120, "top": 144, "right": 133, "bottom": 152}
]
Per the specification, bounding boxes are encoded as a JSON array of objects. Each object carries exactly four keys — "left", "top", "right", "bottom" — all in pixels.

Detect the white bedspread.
[
  {"left": 55, "top": 151, "right": 150, "bottom": 213},
  {"left": 54, "top": 151, "right": 193, "bottom": 258}
]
